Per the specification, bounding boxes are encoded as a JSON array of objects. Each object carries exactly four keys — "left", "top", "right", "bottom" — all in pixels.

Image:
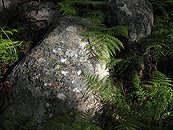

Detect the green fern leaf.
[
  {"left": 57, "top": 0, "right": 105, "bottom": 17},
  {"left": 79, "top": 29, "right": 124, "bottom": 60},
  {"left": 107, "top": 25, "right": 129, "bottom": 38}
]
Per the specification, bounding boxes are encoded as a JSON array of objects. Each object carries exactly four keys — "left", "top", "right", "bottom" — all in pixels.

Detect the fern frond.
[
  {"left": 107, "top": 51, "right": 143, "bottom": 81},
  {"left": 57, "top": 1, "right": 77, "bottom": 16},
  {"left": 76, "top": 0, "right": 106, "bottom": 7},
  {"left": 147, "top": 70, "right": 173, "bottom": 87},
  {"left": 41, "top": 109, "right": 102, "bottom": 130},
  {"left": 83, "top": 70, "right": 122, "bottom": 105},
  {"left": 83, "top": 69, "right": 100, "bottom": 91},
  {"left": 79, "top": 22, "right": 128, "bottom": 61},
  {"left": 57, "top": 0, "right": 105, "bottom": 17},
  {"left": 149, "top": 0, "right": 173, "bottom": 15},
  {"left": 107, "top": 25, "right": 129, "bottom": 38},
  {"left": 0, "top": 113, "right": 15, "bottom": 130},
  {"left": 114, "top": 120, "right": 147, "bottom": 130},
  {"left": 150, "top": 0, "right": 167, "bottom": 12},
  {"left": 140, "top": 27, "right": 173, "bottom": 63},
  {"left": 105, "top": 34, "right": 124, "bottom": 50},
  {"left": 85, "top": 9, "right": 105, "bottom": 23},
  {"left": 135, "top": 70, "right": 173, "bottom": 124}
]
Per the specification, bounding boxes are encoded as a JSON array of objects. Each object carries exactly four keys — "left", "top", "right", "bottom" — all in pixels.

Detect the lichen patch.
[
  {"left": 57, "top": 93, "right": 66, "bottom": 100},
  {"left": 66, "top": 26, "right": 77, "bottom": 32}
]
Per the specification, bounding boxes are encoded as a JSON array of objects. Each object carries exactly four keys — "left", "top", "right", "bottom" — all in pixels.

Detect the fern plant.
[
  {"left": 0, "top": 27, "right": 23, "bottom": 66},
  {"left": 107, "top": 51, "right": 144, "bottom": 82},
  {"left": 139, "top": 28, "right": 173, "bottom": 64},
  {"left": 83, "top": 68, "right": 173, "bottom": 129},
  {"left": 41, "top": 109, "right": 102, "bottom": 130},
  {"left": 58, "top": 0, "right": 129, "bottom": 65},
  {"left": 57, "top": 0, "right": 119, "bottom": 26},
  {"left": 149, "top": 0, "right": 173, "bottom": 15},
  {"left": 138, "top": 0, "right": 173, "bottom": 80},
  {"left": 83, "top": 69, "right": 116, "bottom": 104},
  {"left": 78, "top": 20, "right": 129, "bottom": 63},
  {"left": 133, "top": 70, "right": 173, "bottom": 129},
  {"left": 83, "top": 69, "right": 146, "bottom": 129},
  {"left": 0, "top": 112, "right": 38, "bottom": 130},
  {"left": 57, "top": 0, "right": 106, "bottom": 17},
  {"left": 0, "top": 109, "right": 102, "bottom": 130}
]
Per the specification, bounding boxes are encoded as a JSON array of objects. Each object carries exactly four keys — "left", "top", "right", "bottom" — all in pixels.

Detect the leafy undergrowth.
[{"left": 0, "top": 109, "right": 102, "bottom": 130}]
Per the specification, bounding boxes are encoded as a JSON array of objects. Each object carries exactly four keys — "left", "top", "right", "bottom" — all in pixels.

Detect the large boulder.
[
  {"left": 6, "top": 17, "right": 108, "bottom": 123},
  {"left": 108, "top": 0, "right": 154, "bottom": 42}
]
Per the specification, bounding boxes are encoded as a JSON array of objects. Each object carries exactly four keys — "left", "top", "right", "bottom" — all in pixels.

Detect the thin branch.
[{"left": 0, "top": 27, "right": 12, "bottom": 42}]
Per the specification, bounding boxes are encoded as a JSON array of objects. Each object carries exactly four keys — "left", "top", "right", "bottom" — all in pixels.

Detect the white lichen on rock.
[
  {"left": 61, "top": 70, "right": 68, "bottom": 76},
  {"left": 95, "top": 63, "right": 109, "bottom": 80},
  {"left": 65, "top": 49, "right": 78, "bottom": 57},
  {"left": 77, "top": 70, "right": 82, "bottom": 75},
  {"left": 66, "top": 26, "right": 77, "bottom": 32},
  {"left": 118, "top": 4, "right": 132, "bottom": 16},
  {"left": 57, "top": 93, "right": 66, "bottom": 100},
  {"left": 73, "top": 88, "right": 80, "bottom": 93},
  {"left": 61, "top": 58, "right": 67, "bottom": 62}
]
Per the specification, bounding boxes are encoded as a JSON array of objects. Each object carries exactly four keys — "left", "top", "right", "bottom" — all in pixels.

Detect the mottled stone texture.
[
  {"left": 0, "top": 0, "right": 20, "bottom": 12},
  {"left": 108, "top": 0, "right": 154, "bottom": 42},
  {"left": 6, "top": 17, "right": 109, "bottom": 123},
  {"left": 23, "top": 1, "right": 58, "bottom": 29}
]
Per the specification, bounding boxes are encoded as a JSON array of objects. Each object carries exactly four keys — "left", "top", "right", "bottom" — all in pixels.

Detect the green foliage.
[
  {"left": 58, "top": 0, "right": 129, "bottom": 64},
  {"left": 107, "top": 51, "right": 143, "bottom": 81},
  {"left": 114, "top": 120, "right": 147, "bottom": 130},
  {"left": 57, "top": 0, "right": 106, "bottom": 17},
  {"left": 149, "top": 0, "right": 173, "bottom": 15},
  {"left": 78, "top": 20, "right": 129, "bottom": 63},
  {"left": 139, "top": 27, "right": 173, "bottom": 64},
  {"left": 41, "top": 109, "right": 102, "bottom": 130},
  {"left": 0, "top": 112, "right": 38, "bottom": 130},
  {"left": 83, "top": 70, "right": 116, "bottom": 104},
  {"left": 139, "top": 0, "right": 173, "bottom": 80},
  {"left": 83, "top": 68, "right": 173, "bottom": 129},
  {"left": 0, "top": 112, "right": 15, "bottom": 130},
  {"left": 57, "top": 0, "right": 118, "bottom": 26},
  {"left": 0, "top": 27, "right": 23, "bottom": 66},
  {"left": 0, "top": 109, "right": 102, "bottom": 130},
  {"left": 134, "top": 70, "right": 173, "bottom": 129}
]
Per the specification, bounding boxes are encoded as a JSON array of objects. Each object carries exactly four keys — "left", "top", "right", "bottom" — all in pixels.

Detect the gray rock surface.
[
  {"left": 6, "top": 17, "right": 109, "bottom": 123},
  {"left": 0, "top": 0, "right": 20, "bottom": 12},
  {"left": 23, "top": 1, "right": 58, "bottom": 29},
  {"left": 108, "top": 0, "right": 154, "bottom": 42}
]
